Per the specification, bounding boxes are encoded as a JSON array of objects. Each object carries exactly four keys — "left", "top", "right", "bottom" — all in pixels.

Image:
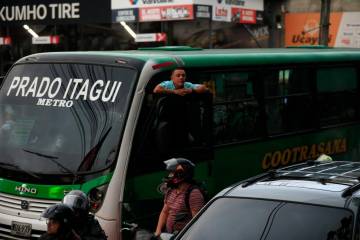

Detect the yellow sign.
[{"left": 262, "top": 138, "right": 347, "bottom": 170}]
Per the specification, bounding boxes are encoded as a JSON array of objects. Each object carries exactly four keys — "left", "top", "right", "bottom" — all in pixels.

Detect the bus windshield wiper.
[
  {"left": 77, "top": 127, "right": 112, "bottom": 172},
  {"left": 23, "top": 149, "right": 78, "bottom": 183},
  {"left": 0, "top": 162, "right": 41, "bottom": 179}
]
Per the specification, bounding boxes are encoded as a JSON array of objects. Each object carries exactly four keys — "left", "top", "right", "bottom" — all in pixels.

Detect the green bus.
[{"left": 0, "top": 47, "right": 359, "bottom": 239}]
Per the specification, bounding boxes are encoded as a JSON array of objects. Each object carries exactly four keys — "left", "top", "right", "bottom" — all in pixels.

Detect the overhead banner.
[
  {"left": 285, "top": 12, "right": 360, "bottom": 48},
  {"left": 195, "top": 5, "right": 211, "bottom": 19},
  {"left": 112, "top": 0, "right": 263, "bottom": 22},
  {"left": 135, "top": 33, "right": 167, "bottom": 42},
  {"left": 0, "top": 0, "right": 111, "bottom": 25},
  {"left": 112, "top": 8, "right": 138, "bottom": 22},
  {"left": 139, "top": 5, "right": 193, "bottom": 22},
  {"left": 32, "top": 36, "right": 60, "bottom": 45}
]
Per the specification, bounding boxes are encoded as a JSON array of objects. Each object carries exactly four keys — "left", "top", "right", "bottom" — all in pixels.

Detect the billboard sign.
[
  {"left": 32, "top": 35, "right": 60, "bottom": 44},
  {"left": 112, "top": 0, "right": 263, "bottom": 22},
  {"left": 0, "top": 0, "right": 111, "bottom": 24},
  {"left": 195, "top": 5, "right": 211, "bottom": 19},
  {"left": 112, "top": 8, "right": 138, "bottom": 22},
  {"left": 135, "top": 32, "right": 167, "bottom": 42},
  {"left": 139, "top": 5, "right": 193, "bottom": 22},
  {"left": 285, "top": 12, "right": 352, "bottom": 47},
  {"left": 231, "top": 8, "right": 256, "bottom": 24}
]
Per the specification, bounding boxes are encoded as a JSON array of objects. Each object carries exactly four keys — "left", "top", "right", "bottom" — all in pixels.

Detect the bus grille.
[{"left": 0, "top": 192, "right": 60, "bottom": 219}]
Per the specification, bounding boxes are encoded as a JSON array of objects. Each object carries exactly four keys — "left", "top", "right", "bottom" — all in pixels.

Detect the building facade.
[{"left": 1, "top": 0, "right": 359, "bottom": 76}]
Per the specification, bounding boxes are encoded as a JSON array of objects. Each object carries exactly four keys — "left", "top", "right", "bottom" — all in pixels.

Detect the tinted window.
[
  {"left": 264, "top": 68, "right": 314, "bottom": 135},
  {"left": 265, "top": 203, "right": 353, "bottom": 240},
  {"left": 316, "top": 67, "right": 358, "bottom": 126},
  {"left": 180, "top": 198, "right": 278, "bottom": 240},
  {"left": 202, "top": 71, "right": 262, "bottom": 144},
  {"left": 0, "top": 63, "right": 136, "bottom": 183},
  {"left": 179, "top": 198, "right": 353, "bottom": 240}
]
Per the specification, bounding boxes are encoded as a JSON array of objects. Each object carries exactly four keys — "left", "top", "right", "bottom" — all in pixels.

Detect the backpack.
[{"left": 184, "top": 184, "right": 208, "bottom": 212}]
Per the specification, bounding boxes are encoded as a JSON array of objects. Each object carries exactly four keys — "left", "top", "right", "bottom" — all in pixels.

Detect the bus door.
[{"left": 122, "top": 89, "right": 213, "bottom": 235}]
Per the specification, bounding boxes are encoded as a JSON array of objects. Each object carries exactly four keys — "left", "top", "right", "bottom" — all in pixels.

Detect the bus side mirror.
[{"left": 0, "top": 76, "right": 4, "bottom": 84}]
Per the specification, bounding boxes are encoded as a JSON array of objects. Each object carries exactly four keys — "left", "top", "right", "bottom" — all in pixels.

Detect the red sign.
[
  {"left": 135, "top": 33, "right": 167, "bottom": 42},
  {"left": 50, "top": 35, "right": 60, "bottom": 44},
  {"left": 139, "top": 5, "right": 193, "bottom": 22},
  {"left": 32, "top": 35, "right": 60, "bottom": 45},
  {"left": 0, "top": 36, "right": 12, "bottom": 45},
  {"left": 156, "top": 33, "right": 167, "bottom": 42},
  {"left": 231, "top": 8, "right": 256, "bottom": 24}
]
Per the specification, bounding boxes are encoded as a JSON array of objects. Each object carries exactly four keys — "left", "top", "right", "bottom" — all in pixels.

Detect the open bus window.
[
  {"left": 128, "top": 82, "right": 213, "bottom": 177},
  {"left": 124, "top": 71, "right": 213, "bottom": 231}
]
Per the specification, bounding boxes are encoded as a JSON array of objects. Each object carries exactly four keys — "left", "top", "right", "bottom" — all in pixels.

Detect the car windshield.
[
  {"left": 0, "top": 63, "right": 136, "bottom": 183},
  {"left": 179, "top": 198, "right": 353, "bottom": 240}
]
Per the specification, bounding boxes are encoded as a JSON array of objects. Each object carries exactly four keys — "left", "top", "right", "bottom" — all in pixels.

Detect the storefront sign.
[
  {"left": 32, "top": 36, "right": 60, "bottom": 45},
  {"left": 0, "top": 36, "right": 11, "bottom": 45},
  {"left": 0, "top": 0, "right": 111, "bottom": 24},
  {"left": 231, "top": 8, "right": 256, "bottom": 24},
  {"left": 210, "top": 0, "right": 263, "bottom": 11},
  {"left": 212, "top": 5, "right": 231, "bottom": 22},
  {"left": 112, "top": 0, "right": 262, "bottom": 22},
  {"left": 285, "top": 12, "right": 360, "bottom": 48},
  {"left": 112, "top": 0, "right": 193, "bottom": 9},
  {"left": 112, "top": 8, "right": 138, "bottom": 22},
  {"left": 139, "top": 5, "right": 193, "bottom": 21},
  {"left": 285, "top": 12, "right": 343, "bottom": 47},
  {"left": 195, "top": 5, "right": 211, "bottom": 19},
  {"left": 135, "top": 32, "right": 167, "bottom": 42}
]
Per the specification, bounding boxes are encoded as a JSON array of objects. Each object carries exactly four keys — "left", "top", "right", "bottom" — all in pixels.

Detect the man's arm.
[
  {"left": 153, "top": 84, "right": 192, "bottom": 96},
  {"left": 193, "top": 84, "right": 209, "bottom": 94},
  {"left": 153, "top": 84, "right": 175, "bottom": 94},
  {"left": 155, "top": 203, "right": 170, "bottom": 236}
]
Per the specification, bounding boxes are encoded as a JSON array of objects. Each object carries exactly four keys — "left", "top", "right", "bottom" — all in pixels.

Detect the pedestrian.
[
  {"left": 62, "top": 190, "right": 108, "bottom": 240},
  {"left": 40, "top": 203, "right": 80, "bottom": 240},
  {"left": 154, "top": 158, "right": 205, "bottom": 237},
  {"left": 153, "top": 68, "right": 208, "bottom": 96}
]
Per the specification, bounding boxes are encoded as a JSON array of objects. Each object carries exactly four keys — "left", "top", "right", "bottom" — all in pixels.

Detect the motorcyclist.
[
  {"left": 40, "top": 203, "right": 79, "bottom": 240},
  {"left": 154, "top": 158, "right": 205, "bottom": 237},
  {"left": 62, "top": 190, "right": 107, "bottom": 240}
]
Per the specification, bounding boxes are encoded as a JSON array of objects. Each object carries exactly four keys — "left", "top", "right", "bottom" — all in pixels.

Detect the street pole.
[{"left": 319, "top": 0, "right": 331, "bottom": 46}]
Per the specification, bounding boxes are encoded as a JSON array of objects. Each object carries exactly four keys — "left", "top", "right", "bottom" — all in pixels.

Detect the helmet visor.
[{"left": 63, "top": 195, "right": 88, "bottom": 210}]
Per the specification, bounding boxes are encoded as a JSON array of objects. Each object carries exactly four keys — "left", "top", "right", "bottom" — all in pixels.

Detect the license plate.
[{"left": 11, "top": 221, "right": 32, "bottom": 237}]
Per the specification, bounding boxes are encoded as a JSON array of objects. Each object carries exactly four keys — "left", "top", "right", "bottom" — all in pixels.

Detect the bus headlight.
[{"left": 89, "top": 184, "right": 108, "bottom": 213}]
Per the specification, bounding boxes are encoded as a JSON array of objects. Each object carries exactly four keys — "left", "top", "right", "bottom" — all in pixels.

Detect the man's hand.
[{"left": 173, "top": 88, "right": 192, "bottom": 96}]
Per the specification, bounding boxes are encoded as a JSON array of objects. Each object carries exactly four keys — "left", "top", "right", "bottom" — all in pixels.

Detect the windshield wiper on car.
[
  {"left": 0, "top": 162, "right": 41, "bottom": 179},
  {"left": 23, "top": 149, "right": 79, "bottom": 184}
]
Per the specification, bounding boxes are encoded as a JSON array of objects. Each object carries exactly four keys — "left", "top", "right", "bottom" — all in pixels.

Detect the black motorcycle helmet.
[
  {"left": 42, "top": 203, "right": 74, "bottom": 228},
  {"left": 62, "top": 190, "right": 89, "bottom": 217},
  {"left": 164, "top": 158, "right": 195, "bottom": 187}
]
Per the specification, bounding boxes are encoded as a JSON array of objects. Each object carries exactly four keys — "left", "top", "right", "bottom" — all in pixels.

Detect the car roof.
[{"left": 220, "top": 160, "right": 360, "bottom": 208}]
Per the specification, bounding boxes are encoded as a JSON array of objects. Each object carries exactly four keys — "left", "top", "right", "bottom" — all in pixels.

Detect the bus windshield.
[{"left": 0, "top": 63, "right": 136, "bottom": 183}]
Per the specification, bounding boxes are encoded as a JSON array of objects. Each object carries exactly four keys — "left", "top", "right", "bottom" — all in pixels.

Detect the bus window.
[
  {"left": 317, "top": 67, "right": 358, "bottom": 126},
  {"left": 195, "top": 71, "right": 262, "bottom": 144},
  {"left": 263, "top": 68, "right": 314, "bottom": 135}
]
